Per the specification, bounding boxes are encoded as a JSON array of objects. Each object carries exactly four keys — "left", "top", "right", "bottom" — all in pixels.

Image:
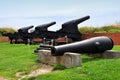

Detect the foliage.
[
  {"left": 79, "top": 24, "right": 120, "bottom": 34},
  {"left": 0, "top": 27, "right": 17, "bottom": 36},
  {"left": 78, "top": 27, "right": 95, "bottom": 33}
]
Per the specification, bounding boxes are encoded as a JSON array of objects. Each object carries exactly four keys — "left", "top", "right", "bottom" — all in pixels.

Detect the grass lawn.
[
  {"left": 0, "top": 42, "right": 40, "bottom": 79},
  {"left": 24, "top": 46, "right": 120, "bottom": 80},
  {"left": 0, "top": 42, "right": 120, "bottom": 80},
  {"left": 30, "top": 57, "right": 120, "bottom": 80}
]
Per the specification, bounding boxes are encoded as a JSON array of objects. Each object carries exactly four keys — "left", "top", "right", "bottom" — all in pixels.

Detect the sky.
[{"left": 0, "top": 0, "right": 120, "bottom": 31}]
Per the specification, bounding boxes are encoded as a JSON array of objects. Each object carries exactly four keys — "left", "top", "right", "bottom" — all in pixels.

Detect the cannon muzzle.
[
  {"left": 74, "top": 15, "right": 90, "bottom": 24},
  {"left": 51, "top": 36, "right": 114, "bottom": 56},
  {"left": 35, "top": 21, "right": 56, "bottom": 31}
]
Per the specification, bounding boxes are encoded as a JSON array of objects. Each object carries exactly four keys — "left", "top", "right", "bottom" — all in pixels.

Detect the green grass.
[
  {"left": 25, "top": 46, "right": 120, "bottom": 80},
  {"left": 28, "top": 56, "right": 120, "bottom": 80},
  {"left": 112, "top": 45, "right": 120, "bottom": 51},
  {"left": 0, "top": 42, "right": 40, "bottom": 79},
  {"left": 0, "top": 42, "right": 120, "bottom": 80}
]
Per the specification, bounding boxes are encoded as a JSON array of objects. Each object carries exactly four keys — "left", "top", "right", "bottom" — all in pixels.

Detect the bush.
[
  {"left": 79, "top": 24, "right": 120, "bottom": 34},
  {"left": 0, "top": 27, "right": 17, "bottom": 36},
  {"left": 78, "top": 27, "right": 96, "bottom": 33}
]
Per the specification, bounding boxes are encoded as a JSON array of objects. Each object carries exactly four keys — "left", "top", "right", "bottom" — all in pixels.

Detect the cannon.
[
  {"left": 35, "top": 15, "right": 90, "bottom": 42},
  {"left": 51, "top": 36, "right": 114, "bottom": 56},
  {"left": 34, "top": 16, "right": 90, "bottom": 52},
  {"left": 56, "top": 15, "right": 90, "bottom": 41},
  {"left": 18, "top": 25, "right": 34, "bottom": 33},
  {"left": 35, "top": 21, "right": 56, "bottom": 32},
  {"left": 34, "top": 21, "right": 56, "bottom": 39},
  {"left": 58, "top": 15, "right": 90, "bottom": 33},
  {"left": 5, "top": 32, "right": 22, "bottom": 44},
  {"left": 17, "top": 25, "right": 34, "bottom": 44}
]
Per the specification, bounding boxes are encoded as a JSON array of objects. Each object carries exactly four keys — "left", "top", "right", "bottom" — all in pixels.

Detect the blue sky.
[{"left": 0, "top": 0, "right": 120, "bottom": 31}]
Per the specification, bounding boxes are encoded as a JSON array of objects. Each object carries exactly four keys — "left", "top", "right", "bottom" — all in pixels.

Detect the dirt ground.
[
  {"left": 16, "top": 64, "right": 53, "bottom": 80},
  {"left": 0, "top": 77, "right": 8, "bottom": 80}
]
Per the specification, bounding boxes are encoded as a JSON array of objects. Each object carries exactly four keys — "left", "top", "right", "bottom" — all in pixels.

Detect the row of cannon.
[
  {"left": 5, "top": 15, "right": 114, "bottom": 55},
  {"left": 6, "top": 15, "right": 90, "bottom": 45},
  {"left": 30, "top": 15, "right": 114, "bottom": 55}
]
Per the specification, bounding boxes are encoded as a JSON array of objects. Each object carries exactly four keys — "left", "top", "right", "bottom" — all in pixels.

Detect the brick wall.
[
  {"left": 1, "top": 33, "right": 120, "bottom": 45},
  {"left": 82, "top": 33, "right": 120, "bottom": 45},
  {"left": 0, "top": 36, "right": 9, "bottom": 42}
]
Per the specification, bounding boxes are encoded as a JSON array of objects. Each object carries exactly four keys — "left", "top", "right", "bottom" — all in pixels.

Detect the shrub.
[
  {"left": 78, "top": 27, "right": 96, "bottom": 34},
  {"left": 79, "top": 24, "right": 120, "bottom": 34},
  {"left": 0, "top": 27, "right": 17, "bottom": 36}
]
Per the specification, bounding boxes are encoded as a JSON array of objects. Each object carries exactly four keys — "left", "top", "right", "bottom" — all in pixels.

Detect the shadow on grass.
[
  {"left": 35, "top": 59, "right": 41, "bottom": 63},
  {"left": 82, "top": 54, "right": 103, "bottom": 63}
]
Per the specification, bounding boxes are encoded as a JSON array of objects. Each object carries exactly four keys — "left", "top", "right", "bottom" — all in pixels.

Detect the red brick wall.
[
  {"left": 0, "top": 36, "right": 9, "bottom": 42},
  {"left": 82, "top": 33, "right": 120, "bottom": 45},
  {"left": 1, "top": 33, "right": 120, "bottom": 45}
]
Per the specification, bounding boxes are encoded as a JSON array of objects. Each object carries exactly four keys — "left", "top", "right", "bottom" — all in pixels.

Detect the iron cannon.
[
  {"left": 51, "top": 36, "right": 114, "bottom": 56},
  {"left": 35, "top": 15, "right": 90, "bottom": 42},
  {"left": 18, "top": 25, "right": 34, "bottom": 33},
  {"left": 59, "top": 15, "right": 90, "bottom": 33},
  {"left": 35, "top": 21, "right": 56, "bottom": 31},
  {"left": 56, "top": 15, "right": 90, "bottom": 41}
]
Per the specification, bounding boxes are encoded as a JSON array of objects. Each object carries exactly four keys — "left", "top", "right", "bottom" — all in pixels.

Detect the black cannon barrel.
[
  {"left": 18, "top": 25, "right": 34, "bottom": 33},
  {"left": 74, "top": 15, "right": 90, "bottom": 24},
  {"left": 62, "top": 15, "right": 90, "bottom": 27},
  {"left": 51, "top": 36, "right": 114, "bottom": 56},
  {"left": 35, "top": 21, "right": 56, "bottom": 31},
  {"left": 59, "top": 15, "right": 90, "bottom": 34}
]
